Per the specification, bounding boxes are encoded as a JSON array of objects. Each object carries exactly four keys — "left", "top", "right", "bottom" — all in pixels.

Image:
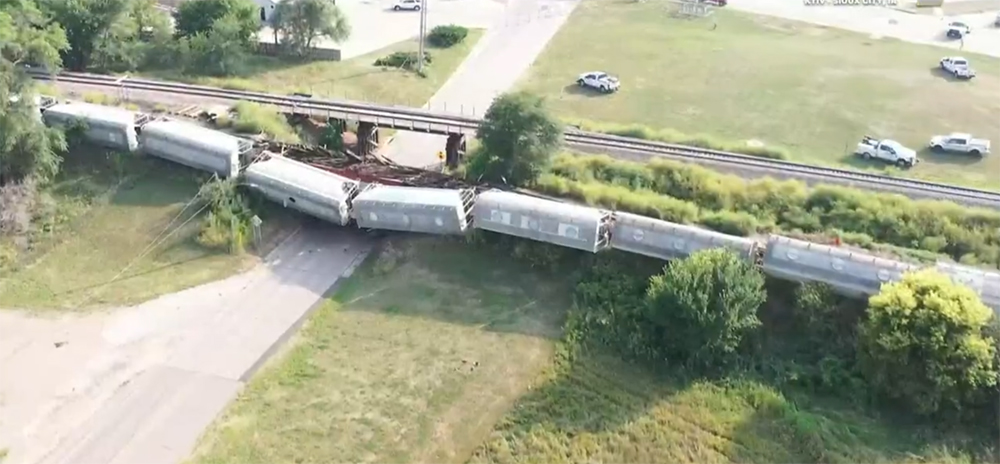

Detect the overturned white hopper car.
[
  {"left": 352, "top": 185, "right": 475, "bottom": 235},
  {"left": 42, "top": 102, "right": 141, "bottom": 152},
  {"left": 611, "top": 212, "right": 758, "bottom": 262},
  {"left": 243, "top": 156, "right": 359, "bottom": 226},
  {"left": 935, "top": 262, "right": 1000, "bottom": 315},
  {"left": 472, "top": 189, "right": 612, "bottom": 253},
  {"left": 762, "top": 235, "right": 917, "bottom": 297},
  {"left": 140, "top": 119, "right": 251, "bottom": 178}
]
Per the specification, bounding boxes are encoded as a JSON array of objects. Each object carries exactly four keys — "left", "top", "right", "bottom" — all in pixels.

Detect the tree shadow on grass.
[
  {"left": 729, "top": 384, "right": 995, "bottom": 464},
  {"left": 562, "top": 83, "right": 615, "bottom": 98},
  {"left": 915, "top": 147, "right": 987, "bottom": 168},
  {"left": 335, "top": 235, "right": 579, "bottom": 340}
]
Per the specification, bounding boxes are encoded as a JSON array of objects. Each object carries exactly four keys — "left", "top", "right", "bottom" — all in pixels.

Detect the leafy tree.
[
  {"left": 272, "top": 0, "right": 349, "bottom": 56},
  {"left": 465, "top": 91, "right": 562, "bottom": 187},
  {"left": 1, "top": 0, "right": 68, "bottom": 68},
  {"left": 0, "top": 0, "right": 69, "bottom": 185},
  {"left": 857, "top": 269, "right": 998, "bottom": 417},
  {"left": 39, "top": 0, "right": 129, "bottom": 70},
  {"left": 185, "top": 12, "right": 251, "bottom": 76},
  {"left": 90, "top": 0, "right": 171, "bottom": 72},
  {"left": 173, "top": 0, "right": 259, "bottom": 47},
  {"left": 644, "top": 248, "right": 766, "bottom": 369}
]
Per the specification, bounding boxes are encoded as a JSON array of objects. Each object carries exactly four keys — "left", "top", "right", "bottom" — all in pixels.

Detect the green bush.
[
  {"left": 226, "top": 101, "right": 300, "bottom": 143},
  {"left": 538, "top": 153, "right": 1000, "bottom": 267},
  {"left": 570, "top": 120, "right": 791, "bottom": 161},
  {"left": 858, "top": 269, "right": 998, "bottom": 418},
  {"left": 196, "top": 178, "right": 254, "bottom": 254},
  {"left": 645, "top": 248, "right": 766, "bottom": 370},
  {"left": 700, "top": 210, "right": 760, "bottom": 236},
  {"left": 373, "top": 50, "right": 432, "bottom": 70},
  {"left": 427, "top": 24, "right": 468, "bottom": 48}
]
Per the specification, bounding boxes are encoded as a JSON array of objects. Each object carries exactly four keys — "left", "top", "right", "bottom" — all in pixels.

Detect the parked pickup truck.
[
  {"left": 929, "top": 133, "right": 991, "bottom": 156},
  {"left": 855, "top": 136, "right": 918, "bottom": 167},
  {"left": 939, "top": 57, "right": 976, "bottom": 79}
]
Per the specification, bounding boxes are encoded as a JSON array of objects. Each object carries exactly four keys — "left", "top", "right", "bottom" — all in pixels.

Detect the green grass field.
[
  {"left": 188, "top": 238, "right": 572, "bottom": 464},
  {"left": 519, "top": 3, "right": 1000, "bottom": 190},
  {"left": 0, "top": 147, "right": 295, "bottom": 311},
  {"left": 144, "top": 30, "right": 484, "bottom": 107},
  {"left": 186, "top": 237, "right": 980, "bottom": 464}
]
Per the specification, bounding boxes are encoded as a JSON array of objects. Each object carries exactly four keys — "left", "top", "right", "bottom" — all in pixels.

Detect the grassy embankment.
[
  {"left": 534, "top": 152, "right": 1000, "bottom": 269},
  {"left": 0, "top": 146, "right": 295, "bottom": 310},
  {"left": 187, "top": 237, "right": 984, "bottom": 464}
]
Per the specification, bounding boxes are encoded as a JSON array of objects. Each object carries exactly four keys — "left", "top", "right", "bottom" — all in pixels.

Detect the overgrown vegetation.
[
  {"left": 427, "top": 24, "right": 469, "bottom": 48},
  {"left": 373, "top": 50, "right": 432, "bottom": 71},
  {"left": 461, "top": 91, "right": 1000, "bottom": 269},
  {"left": 468, "top": 232, "right": 998, "bottom": 457},
  {"left": 217, "top": 101, "right": 300, "bottom": 143},
  {"left": 572, "top": 119, "right": 791, "bottom": 161},
  {"left": 195, "top": 177, "right": 255, "bottom": 254},
  {"left": 536, "top": 153, "right": 1000, "bottom": 268}
]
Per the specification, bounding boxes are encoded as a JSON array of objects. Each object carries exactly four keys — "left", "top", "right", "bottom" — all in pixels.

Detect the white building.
[{"left": 252, "top": 0, "right": 280, "bottom": 23}]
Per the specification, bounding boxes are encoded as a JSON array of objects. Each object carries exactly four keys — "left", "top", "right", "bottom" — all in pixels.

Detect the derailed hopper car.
[
  {"left": 352, "top": 185, "right": 475, "bottom": 235},
  {"left": 140, "top": 119, "right": 252, "bottom": 178},
  {"left": 243, "top": 156, "right": 359, "bottom": 226},
  {"left": 935, "top": 262, "right": 1000, "bottom": 315},
  {"left": 611, "top": 212, "right": 757, "bottom": 262},
  {"left": 472, "top": 189, "right": 612, "bottom": 253},
  {"left": 762, "top": 235, "right": 917, "bottom": 298},
  {"left": 42, "top": 102, "right": 141, "bottom": 152}
]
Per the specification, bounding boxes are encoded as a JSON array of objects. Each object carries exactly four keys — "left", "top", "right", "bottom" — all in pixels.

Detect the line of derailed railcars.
[{"left": 33, "top": 98, "right": 1000, "bottom": 314}]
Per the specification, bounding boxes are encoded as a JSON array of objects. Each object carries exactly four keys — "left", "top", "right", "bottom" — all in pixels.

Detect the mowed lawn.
[
  {"left": 519, "top": 3, "right": 1000, "bottom": 189},
  {"left": 187, "top": 238, "right": 573, "bottom": 464},
  {"left": 144, "top": 30, "right": 484, "bottom": 107},
  {"left": 0, "top": 148, "right": 293, "bottom": 311}
]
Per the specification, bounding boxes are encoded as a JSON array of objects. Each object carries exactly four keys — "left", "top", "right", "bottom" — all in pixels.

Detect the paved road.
[
  {"left": 1, "top": 224, "right": 373, "bottom": 464},
  {"left": 730, "top": 0, "right": 1000, "bottom": 58},
  {"left": 382, "top": 0, "right": 582, "bottom": 168}
]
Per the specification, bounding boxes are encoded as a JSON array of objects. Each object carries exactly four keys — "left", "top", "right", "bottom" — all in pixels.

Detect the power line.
[{"left": 77, "top": 145, "right": 274, "bottom": 304}]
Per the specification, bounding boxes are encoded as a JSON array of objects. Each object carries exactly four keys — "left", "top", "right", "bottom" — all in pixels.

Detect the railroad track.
[{"left": 30, "top": 70, "right": 1000, "bottom": 209}]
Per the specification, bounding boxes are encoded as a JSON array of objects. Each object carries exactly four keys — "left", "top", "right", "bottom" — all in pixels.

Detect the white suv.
[{"left": 393, "top": 0, "right": 421, "bottom": 11}]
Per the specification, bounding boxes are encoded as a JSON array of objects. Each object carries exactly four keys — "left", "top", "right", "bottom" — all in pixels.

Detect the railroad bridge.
[{"left": 271, "top": 94, "right": 479, "bottom": 167}]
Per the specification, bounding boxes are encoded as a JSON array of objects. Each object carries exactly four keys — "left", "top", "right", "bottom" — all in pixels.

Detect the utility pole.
[{"left": 417, "top": 0, "right": 428, "bottom": 72}]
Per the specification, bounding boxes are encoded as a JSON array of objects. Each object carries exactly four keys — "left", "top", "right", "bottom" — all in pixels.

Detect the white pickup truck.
[
  {"left": 929, "top": 133, "right": 991, "bottom": 157},
  {"left": 855, "top": 136, "right": 918, "bottom": 167},
  {"left": 939, "top": 57, "right": 976, "bottom": 79},
  {"left": 576, "top": 71, "right": 621, "bottom": 93}
]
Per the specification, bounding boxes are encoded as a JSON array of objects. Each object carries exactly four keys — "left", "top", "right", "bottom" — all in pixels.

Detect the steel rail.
[{"left": 30, "top": 70, "right": 1000, "bottom": 209}]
